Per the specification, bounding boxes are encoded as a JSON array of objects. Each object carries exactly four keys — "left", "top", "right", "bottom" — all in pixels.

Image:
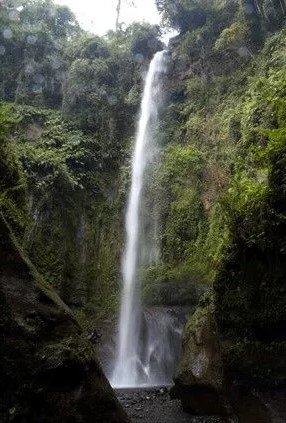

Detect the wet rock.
[
  {"left": 232, "top": 389, "right": 272, "bottom": 423},
  {"left": 172, "top": 297, "right": 229, "bottom": 417},
  {"left": 173, "top": 293, "right": 286, "bottom": 422},
  {"left": 116, "top": 388, "right": 228, "bottom": 423},
  {"left": 144, "top": 281, "right": 207, "bottom": 307},
  {"left": 88, "top": 329, "right": 102, "bottom": 344},
  {"left": 0, "top": 219, "right": 130, "bottom": 423}
]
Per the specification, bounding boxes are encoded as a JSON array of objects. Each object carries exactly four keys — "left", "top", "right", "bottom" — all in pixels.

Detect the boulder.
[
  {"left": 144, "top": 280, "right": 207, "bottom": 306},
  {"left": 172, "top": 293, "right": 283, "bottom": 422},
  {"left": 172, "top": 295, "right": 229, "bottom": 417},
  {"left": 0, "top": 218, "right": 130, "bottom": 423}
]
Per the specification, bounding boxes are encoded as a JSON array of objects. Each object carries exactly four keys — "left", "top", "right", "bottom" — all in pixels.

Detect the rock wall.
[
  {"left": 0, "top": 216, "right": 129, "bottom": 423},
  {"left": 172, "top": 137, "right": 286, "bottom": 420},
  {"left": 168, "top": 23, "right": 286, "bottom": 423},
  {"left": 24, "top": 186, "right": 124, "bottom": 323},
  {"left": 0, "top": 127, "right": 129, "bottom": 422},
  {"left": 173, "top": 292, "right": 286, "bottom": 422}
]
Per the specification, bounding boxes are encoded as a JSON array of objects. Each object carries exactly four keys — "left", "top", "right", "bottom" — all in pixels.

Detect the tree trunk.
[{"left": 116, "top": 0, "right": 122, "bottom": 31}]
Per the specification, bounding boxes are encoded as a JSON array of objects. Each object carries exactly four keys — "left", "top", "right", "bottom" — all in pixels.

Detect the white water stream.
[{"left": 112, "top": 51, "right": 182, "bottom": 388}]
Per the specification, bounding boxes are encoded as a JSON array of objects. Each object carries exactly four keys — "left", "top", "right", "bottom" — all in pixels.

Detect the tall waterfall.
[{"left": 111, "top": 51, "right": 169, "bottom": 388}]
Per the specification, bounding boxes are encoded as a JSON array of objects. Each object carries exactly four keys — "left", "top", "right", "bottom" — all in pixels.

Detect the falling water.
[{"left": 111, "top": 51, "right": 168, "bottom": 388}]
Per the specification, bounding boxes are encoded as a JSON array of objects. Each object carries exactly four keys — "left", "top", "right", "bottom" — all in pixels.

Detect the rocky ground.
[{"left": 116, "top": 388, "right": 227, "bottom": 423}]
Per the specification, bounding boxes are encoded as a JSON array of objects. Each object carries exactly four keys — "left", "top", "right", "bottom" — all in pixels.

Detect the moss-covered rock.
[
  {"left": 172, "top": 293, "right": 229, "bottom": 417},
  {"left": 173, "top": 138, "right": 286, "bottom": 420},
  {"left": 169, "top": 25, "right": 286, "bottom": 422},
  {"left": 175, "top": 295, "right": 222, "bottom": 389},
  {"left": 0, "top": 216, "right": 129, "bottom": 423},
  {"left": 142, "top": 262, "right": 207, "bottom": 306},
  {"left": 214, "top": 131, "right": 286, "bottom": 389},
  {"left": 0, "top": 119, "right": 128, "bottom": 421},
  {"left": 173, "top": 294, "right": 281, "bottom": 422},
  {"left": 12, "top": 105, "right": 127, "bottom": 324},
  {"left": 24, "top": 188, "right": 123, "bottom": 321}
]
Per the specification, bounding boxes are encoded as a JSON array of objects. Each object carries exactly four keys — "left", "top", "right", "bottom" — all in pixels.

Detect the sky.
[{"left": 55, "top": 0, "right": 161, "bottom": 35}]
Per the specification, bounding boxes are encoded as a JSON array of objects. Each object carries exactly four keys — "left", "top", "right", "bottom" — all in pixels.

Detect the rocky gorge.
[{"left": 1, "top": 0, "right": 286, "bottom": 421}]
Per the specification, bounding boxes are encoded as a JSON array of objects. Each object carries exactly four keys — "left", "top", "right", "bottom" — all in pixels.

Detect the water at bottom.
[{"left": 111, "top": 307, "right": 187, "bottom": 389}]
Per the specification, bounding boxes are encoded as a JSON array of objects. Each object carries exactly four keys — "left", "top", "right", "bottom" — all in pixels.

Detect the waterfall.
[{"left": 112, "top": 51, "right": 182, "bottom": 388}]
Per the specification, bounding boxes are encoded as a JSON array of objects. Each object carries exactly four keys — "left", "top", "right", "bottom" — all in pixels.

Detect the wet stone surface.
[{"left": 116, "top": 388, "right": 227, "bottom": 423}]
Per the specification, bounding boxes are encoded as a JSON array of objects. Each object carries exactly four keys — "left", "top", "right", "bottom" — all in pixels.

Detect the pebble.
[{"left": 116, "top": 388, "right": 227, "bottom": 423}]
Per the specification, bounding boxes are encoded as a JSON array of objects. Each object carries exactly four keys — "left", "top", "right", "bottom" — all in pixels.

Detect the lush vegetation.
[
  {"left": 150, "top": 0, "right": 286, "bottom": 391},
  {"left": 1, "top": 0, "right": 286, "bottom": 395},
  {"left": 141, "top": 0, "right": 286, "bottom": 293},
  {"left": 0, "top": 0, "right": 164, "bottom": 324}
]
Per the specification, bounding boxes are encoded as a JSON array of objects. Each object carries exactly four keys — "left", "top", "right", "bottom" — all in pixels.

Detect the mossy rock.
[
  {"left": 143, "top": 280, "right": 207, "bottom": 306},
  {"left": 173, "top": 296, "right": 280, "bottom": 421},
  {"left": 0, "top": 217, "right": 129, "bottom": 423},
  {"left": 172, "top": 293, "right": 229, "bottom": 416},
  {"left": 175, "top": 299, "right": 223, "bottom": 388},
  {"left": 142, "top": 262, "right": 208, "bottom": 306},
  {"left": 221, "top": 339, "right": 286, "bottom": 387}
]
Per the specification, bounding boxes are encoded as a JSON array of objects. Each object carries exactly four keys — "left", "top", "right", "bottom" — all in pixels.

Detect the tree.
[
  {"left": 262, "top": 0, "right": 286, "bottom": 28},
  {"left": 20, "top": 0, "right": 80, "bottom": 38},
  {"left": 0, "top": 1, "right": 25, "bottom": 100},
  {"left": 155, "top": 0, "right": 207, "bottom": 33},
  {"left": 241, "top": 0, "right": 263, "bottom": 46},
  {"left": 62, "top": 22, "right": 163, "bottom": 155},
  {"left": 215, "top": 21, "right": 249, "bottom": 54},
  {"left": 0, "top": 0, "right": 81, "bottom": 107},
  {"left": 115, "top": 0, "right": 135, "bottom": 31},
  {"left": 125, "top": 23, "right": 163, "bottom": 59},
  {"left": 115, "top": 0, "right": 122, "bottom": 31},
  {"left": 62, "top": 32, "right": 135, "bottom": 153},
  {"left": 240, "top": 0, "right": 286, "bottom": 35}
]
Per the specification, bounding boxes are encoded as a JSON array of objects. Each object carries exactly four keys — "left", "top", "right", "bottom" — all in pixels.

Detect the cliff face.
[
  {"left": 25, "top": 178, "right": 124, "bottom": 322},
  {"left": 11, "top": 106, "right": 129, "bottom": 326},
  {"left": 1, "top": 2, "right": 286, "bottom": 419},
  {"left": 0, "top": 121, "right": 129, "bottom": 423},
  {"left": 0, "top": 222, "right": 129, "bottom": 423},
  {"left": 167, "top": 23, "right": 286, "bottom": 423}
]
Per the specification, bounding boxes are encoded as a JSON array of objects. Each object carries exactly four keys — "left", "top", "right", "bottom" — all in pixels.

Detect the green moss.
[
  {"left": 24, "top": 188, "right": 123, "bottom": 322},
  {"left": 142, "top": 261, "right": 207, "bottom": 306},
  {"left": 0, "top": 220, "right": 128, "bottom": 423},
  {"left": 221, "top": 340, "right": 286, "bottom": 386},
  {"left": 0, "top": 104, "right": 27, "bottom": 233},
  {"left": 0, "top": 114, "right": 128, "bottom": 421},
  {"left": 8, "top": 105, "right": 128, "bottom": 323}
]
